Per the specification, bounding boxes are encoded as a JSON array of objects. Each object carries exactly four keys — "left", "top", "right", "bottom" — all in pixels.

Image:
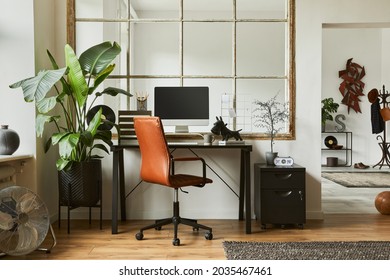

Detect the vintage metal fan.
[{"left": 0, "top": 186, "right": 56, "bottom": 256}]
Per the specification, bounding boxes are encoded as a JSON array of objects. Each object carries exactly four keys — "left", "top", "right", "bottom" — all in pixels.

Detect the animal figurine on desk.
[{"left": 211, "top": 116, "right": 243, "bottom": 141}]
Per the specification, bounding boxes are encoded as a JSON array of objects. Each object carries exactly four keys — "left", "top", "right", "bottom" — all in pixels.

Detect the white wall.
[
  {"left": 0, "top": 0, "right": 66, "bottom": 214},
  {"left": 383, "top": 29, "right": 390, "bottom": 82},
  {"left": 0, "top": 1, "right": 37, "bottom": 192},
  {"left": 322, "top": 27, "right": 387, "bottom": 166},
  {"left": 294, "top": 0, "right": 390, "bottom": 219},
  {"left": 33, "top": 0, "right": 67, "bottom": 217},
  {"left": 0, "top": 2, "right": 35, "bottom": 154}
]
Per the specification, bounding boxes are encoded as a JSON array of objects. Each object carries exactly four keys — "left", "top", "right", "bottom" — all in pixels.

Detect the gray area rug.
[
  {"left": 321, "top": 172, "right": 390, "bottom": 188},
  {"left": 222, "top": 241, "right": 390, "bottom": 260}
]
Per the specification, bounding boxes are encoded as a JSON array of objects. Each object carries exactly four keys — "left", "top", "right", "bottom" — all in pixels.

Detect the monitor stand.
[{"left": 175, "top": 125, "right": 189, "bottom": 134}]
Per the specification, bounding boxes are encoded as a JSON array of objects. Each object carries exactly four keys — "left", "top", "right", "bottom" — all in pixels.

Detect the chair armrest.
[
  {"left": 171, "top": 157, "right": 208, "bottom": 186},
  {"left": 172, "top": 157, "right": 205, "bottom": 162}
]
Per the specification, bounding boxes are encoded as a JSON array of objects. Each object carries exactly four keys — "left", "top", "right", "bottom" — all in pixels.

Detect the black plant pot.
[
  {"left": 58, "top": 159, "right": 103, "bottom": 233},
  {"left": 58, "top": 159, "right": 102, "bottom": 208}
]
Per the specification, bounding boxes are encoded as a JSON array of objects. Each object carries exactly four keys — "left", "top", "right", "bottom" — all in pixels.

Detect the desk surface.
[{"left": 112, "top": 142, "right": 252, "bottom": 151}]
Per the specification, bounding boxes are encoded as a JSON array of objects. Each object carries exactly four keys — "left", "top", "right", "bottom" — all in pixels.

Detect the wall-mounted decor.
[
  {"left": 338, "top": 58, "right": 365, "bottom": 114},
  {"left": 86, "top": 105, "right": 116, "bottom": 131}
]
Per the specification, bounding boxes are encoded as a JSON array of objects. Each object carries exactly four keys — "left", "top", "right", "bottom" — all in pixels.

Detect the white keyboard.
[{"left": 168, "top": 142, "right": 199, "bottom": 145}]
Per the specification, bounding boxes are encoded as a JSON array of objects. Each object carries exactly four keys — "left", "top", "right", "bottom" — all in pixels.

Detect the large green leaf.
[
  {"left": 56, "top": 158, "right": 71, "bottom": 171},
  {"left": 80, "top": 131, "right": 93, "bottom": 147},
  {"left": 9, "top": 68, "right": 66, "bottom": 102},
  {"left": 44, "top": 137, "right": 52, "bottom": 153},
  {"left": 36, "top": 96, "right": 57, "bottom": 114},
  {"left": 51, "top": 132, "right": 68, "bottom": 145},
  {"left": 91, "top": 143, "right": 110, "bottom": 155},
  {"left": 36, "top": 114, "right": 60, "bottom": 137},
  {"left": 47, "top": 49, "right": 72, "bottom": 96},
  {"left": 79, "top": 41, "right": 121, "bottom": 75},
  {"left": 57, "top": 133, "right": 80, "bottom": 159},
  {"left": 65, "top": 44, "right": 88, "bottom": 107},
  {"left": 89, "top": 64, "right": 115, "bottom": 94},
  {"left": 95, "top": 130, "right": 113, "bottom": 145},
  {"left": 86, "top": 107, "right": 102, "bottom": 136},
  {"left": 96, "top": 87, "right": 132, "bottom": 98}
]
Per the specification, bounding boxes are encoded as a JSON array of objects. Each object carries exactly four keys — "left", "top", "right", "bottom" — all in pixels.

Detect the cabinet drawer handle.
[
  {"left": 274, "top": 190, "right": 292, "bottom": 197},
  {"left": 274, "top": 173, "right": 292, "bottom": 180}
]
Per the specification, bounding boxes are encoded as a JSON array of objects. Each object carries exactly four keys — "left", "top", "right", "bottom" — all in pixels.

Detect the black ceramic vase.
[{"left": 0, "top": 125, "right": 20, "bottom": 155}]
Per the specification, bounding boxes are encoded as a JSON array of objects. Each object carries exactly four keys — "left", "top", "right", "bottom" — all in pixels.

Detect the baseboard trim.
[{"left": 306, "top": 210, "right": 324, "bottom": 220}]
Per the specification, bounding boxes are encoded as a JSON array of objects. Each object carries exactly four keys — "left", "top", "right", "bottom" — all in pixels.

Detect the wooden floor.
[{"left": 2, "top": 214, "right": 390, "bottom": 260}]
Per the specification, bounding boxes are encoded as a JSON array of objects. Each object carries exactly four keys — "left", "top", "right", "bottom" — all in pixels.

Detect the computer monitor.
[{"left": 154, "top": 86, "right": 209, "bottom": 133}]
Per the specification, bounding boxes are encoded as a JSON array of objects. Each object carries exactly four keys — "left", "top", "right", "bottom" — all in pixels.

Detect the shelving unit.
[{"left": 321, "top": 131, "right": 353, "bottom": 167}]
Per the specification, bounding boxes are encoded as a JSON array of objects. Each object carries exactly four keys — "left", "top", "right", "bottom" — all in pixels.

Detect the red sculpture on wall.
[{"left": 338, "top": 58, "right": 365, "bottom": 113}]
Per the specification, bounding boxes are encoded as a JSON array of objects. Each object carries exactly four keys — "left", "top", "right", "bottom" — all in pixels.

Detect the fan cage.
[{"left": 0, "top": 186, "right": 51, "bottom": 256}]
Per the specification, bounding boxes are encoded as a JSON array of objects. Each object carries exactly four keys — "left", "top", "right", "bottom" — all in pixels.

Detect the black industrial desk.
[{"left": 111, "top": 142, "right": 253, "bottom": 234}]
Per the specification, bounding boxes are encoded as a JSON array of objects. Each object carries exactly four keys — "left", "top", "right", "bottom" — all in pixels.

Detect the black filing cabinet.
[{"left": 254, "top": 163, "right": 306, "bottom": 229}]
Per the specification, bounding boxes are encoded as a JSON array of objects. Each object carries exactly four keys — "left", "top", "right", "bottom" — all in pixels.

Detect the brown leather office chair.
[{"left": 133, "top": 116, "right": 213, "bottom": 246}]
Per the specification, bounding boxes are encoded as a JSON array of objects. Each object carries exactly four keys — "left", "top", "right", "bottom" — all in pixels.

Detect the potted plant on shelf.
[
  {"left": 253, "top": 94, "right": 289, "bottom": 165},
  {"left": 10, "top": 41, "right": 132, "bottom": 209},
  {"left": 321, "top": 97, "right": 339, "bottom": 132}
]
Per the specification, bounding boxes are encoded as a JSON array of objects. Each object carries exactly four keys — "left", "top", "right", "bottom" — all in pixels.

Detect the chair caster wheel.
[
  {"left": 135, "top": 232, "right": 144, "bottom": 240},
  {"left": 205, "top": 232, "right": 213, "bottom": 240},
  {"left": 172, "top": 238, "right": 180, "bottom": 246}
]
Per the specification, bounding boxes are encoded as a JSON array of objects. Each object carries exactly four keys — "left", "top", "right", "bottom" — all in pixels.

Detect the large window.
[{"left": 67, "top": 0, "right": 295, "bottom": 138}]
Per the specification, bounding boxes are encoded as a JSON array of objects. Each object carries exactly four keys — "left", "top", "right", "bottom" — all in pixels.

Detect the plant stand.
[{"left": 58, "top": 160, "right": 103, "bottom": 233}]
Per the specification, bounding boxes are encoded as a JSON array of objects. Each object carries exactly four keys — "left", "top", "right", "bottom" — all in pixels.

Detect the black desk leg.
[
  {"left": 119, "top": 150, "right": 126, "bottom": 221},
  {"left": 244, "top": 149, "right": 251, "bottom": 234},
  {"left": 239, "top": 149, "right": 252, "bottom": 234},
  {"left": 239, "top": 151, "right": 245, "bottom": 220},
  {"left": 112, "top": 149, "right": 119, "bottom": 234}
]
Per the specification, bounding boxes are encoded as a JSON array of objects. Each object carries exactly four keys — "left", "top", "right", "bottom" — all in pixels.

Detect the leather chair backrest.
[{"left": 134, "top": 116, "right": 172, "bottom": 186}]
